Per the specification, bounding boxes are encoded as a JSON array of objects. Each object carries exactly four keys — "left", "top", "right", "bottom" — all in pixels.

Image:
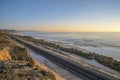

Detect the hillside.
[{"left": 0, "top": 30, "right": 57, "bottom": 80}]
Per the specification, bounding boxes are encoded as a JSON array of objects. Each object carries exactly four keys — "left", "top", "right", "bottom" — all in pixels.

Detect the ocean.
[{"left": 20, "top": 31, "right": 120, "bottom": 60}]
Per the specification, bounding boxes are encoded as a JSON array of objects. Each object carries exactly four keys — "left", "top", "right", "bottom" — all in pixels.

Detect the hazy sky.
[{"left": 0, "top": 0, "right": 120, "bottom": 32}]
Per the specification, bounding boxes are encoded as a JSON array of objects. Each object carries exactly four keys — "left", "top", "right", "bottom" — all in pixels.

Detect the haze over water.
[{"left": 21, "top": 31, "right": 120, "bottom": 60}]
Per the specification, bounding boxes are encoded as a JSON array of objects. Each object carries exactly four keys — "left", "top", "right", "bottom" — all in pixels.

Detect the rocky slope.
[{"left": 0, "top": 30, "right": 57, "bottom": 80}]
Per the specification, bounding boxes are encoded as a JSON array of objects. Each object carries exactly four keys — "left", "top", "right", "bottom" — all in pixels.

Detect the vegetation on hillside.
[{"left": 0, "top": 30, "right": 56, "bottom": 80}]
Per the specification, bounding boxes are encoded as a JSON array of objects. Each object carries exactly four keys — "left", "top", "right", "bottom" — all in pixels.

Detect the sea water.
[{"left": 21, "top": 31, "right": 120, "bottom": 60}]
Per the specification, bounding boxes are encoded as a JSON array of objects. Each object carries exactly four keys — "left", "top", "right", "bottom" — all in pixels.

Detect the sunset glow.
[{"left": 0, "top": 0, "right": 120, "bottom": 32}]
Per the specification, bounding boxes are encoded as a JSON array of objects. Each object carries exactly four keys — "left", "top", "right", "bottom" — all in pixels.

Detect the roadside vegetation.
[
  {"left": 95, "top": 54, "right": 120, "bottom": 72},
  {"left": 0, "top": 30, "right": 56, "bottom": 80},
  {"left": 15, "top": 35, "right": 120, "bottom": 72}
]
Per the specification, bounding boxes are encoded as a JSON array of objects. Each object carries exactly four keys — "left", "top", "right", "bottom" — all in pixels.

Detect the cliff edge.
[{"left": 0, "top": 30, "right": 59, "bottom": 80}]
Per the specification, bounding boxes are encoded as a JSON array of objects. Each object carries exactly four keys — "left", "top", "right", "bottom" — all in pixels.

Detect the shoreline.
[
  {"left": 20, "top": 31, "right": 120, "bottom": 60},
  {"left": 36, "top": 38, "right": 120, "bottom": 60},
  {"left": 14, "top": 35, "right": 120, "bottom": 73},
  {"left": 12, "top": 35, "right": 120, "bottom": 79},
  {"left": 41, "top": 44, "right": 120, "bottom": 77}
]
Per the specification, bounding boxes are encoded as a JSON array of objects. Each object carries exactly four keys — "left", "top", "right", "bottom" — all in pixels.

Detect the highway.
[{"left": 10, "top": 36, "right": 120, "bottom": 80}]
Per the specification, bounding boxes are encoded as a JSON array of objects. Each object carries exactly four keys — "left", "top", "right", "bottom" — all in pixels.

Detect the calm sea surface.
[{"left": 20, "top": 31, "right": 120, "bottom": 60}]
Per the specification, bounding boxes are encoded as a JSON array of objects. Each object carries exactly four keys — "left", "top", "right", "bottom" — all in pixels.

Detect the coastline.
[
  {"left": 11, "top": 35, "right": 120, "bottom": 79},
  {"left": 13, "top": 35, "right": 120, "bottom": 73},
  {"left": 21, "top": 31, "right": 120, "bottom": 60},
  {"left": 50, "top": 41, "right": 120, "bottom": 74}
]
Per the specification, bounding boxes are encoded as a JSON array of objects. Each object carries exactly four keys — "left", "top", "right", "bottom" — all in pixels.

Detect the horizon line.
[{"left": 1, "top": 28, "right": 120, "bottom": 33}]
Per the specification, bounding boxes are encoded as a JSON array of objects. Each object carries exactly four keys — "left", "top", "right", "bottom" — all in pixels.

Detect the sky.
[{"left": 0, "top": 0, "right": 120, "bottom": 32}]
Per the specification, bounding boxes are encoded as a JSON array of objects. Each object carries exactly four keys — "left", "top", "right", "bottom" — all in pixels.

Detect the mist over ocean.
[{"left": 20, "top": 31, "right": 120, "bottom": 60}]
